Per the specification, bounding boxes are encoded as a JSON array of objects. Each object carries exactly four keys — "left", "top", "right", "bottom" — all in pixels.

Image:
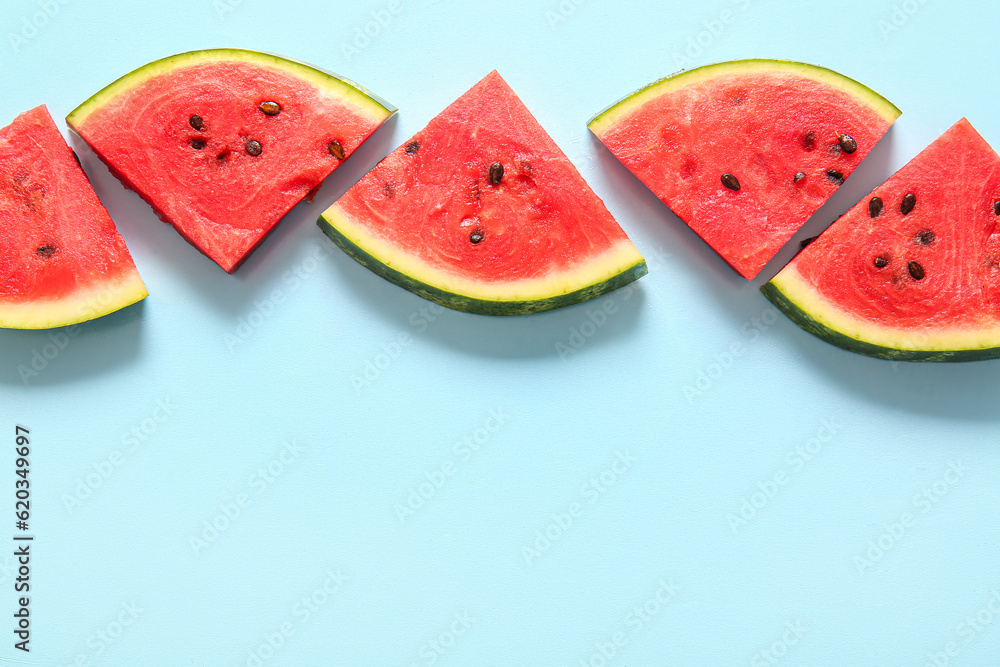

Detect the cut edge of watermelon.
[
  {"left": 587, "top": 59, "right": 901, "bottom": 136},
  {"left": 66, "top": 48, "right": 397, "bottom": 130},
  {"left": 762, "top": 267, "right": 1000, "bottom": 362},
  {"left": 0, "top": 271, "right": 148, "bottom": 330},
  {"left": 318, "top": 206, "right": 648, "bottom": 316}
]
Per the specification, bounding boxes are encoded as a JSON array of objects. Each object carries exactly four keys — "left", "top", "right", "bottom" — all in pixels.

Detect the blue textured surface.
[{"left": 2, "top": 0, "right": 1000, "bottom": 665}]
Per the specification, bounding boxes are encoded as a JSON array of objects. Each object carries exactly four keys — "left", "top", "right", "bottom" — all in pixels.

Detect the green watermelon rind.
[
  {"left": 760, "top": 281, "right": 1000, "bottom": 362},
  {"left": 588, "top": 58, "right": 901, "bottom": 134},
  {"left": 317, "top": 214, "right": 648, "bottom": 316},
  {"left": 66, "top": 48, "right": 396, "bottom": 129}
]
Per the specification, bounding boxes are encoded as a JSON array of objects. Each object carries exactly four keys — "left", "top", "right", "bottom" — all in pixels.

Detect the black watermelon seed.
[
  {"left": 915, "top": 230, "right": 935, "bottom": 245},
  {"left": 36, "top": 245, "right": 56, "bottom": 258},
  {"left": 901, "top": 192, "right": 916, "bottom": 215},
  {"left": 994, "top": 201, "right": 1000, "bottom": 216},
  {"left": 190, "top": 139, "right": 207, "bottom": 150},
  {"left": 799, "top": 235, "right": 818, "bottom": 249},
  {"left": 721, "top": 173, "right": 740, "bottom": 191},
  {"left": 405, "top": 141, "right": 420, "bottom": 154},
  {"left": 908, "top": 260, "right": 925, "bottom": 280},
  {"left": 793, "top": 172, "right": 806, "bottom": 183},
  {"left": 189, "top": 115, "right": 204, "bottom": 131},
  {"left": 470, "top": 229, "right": 485, "bottom": 244},
  {"left": 838, "top": 134, "right": 858, "bottom": 154},
  {"left": 489, "top": 162, "right": 504, "bottom": 185},
  {"left": 384, "top": 182, "right": 394, "bottom": 199},
  {"left": 259, "top": 101, "right": 281, "bottom": 116},
  {"left": 802, "top": 131, "right": 816, "bottom": 151},
  {"left": 245, "top": 139, "right": 262, "bottom": 157},
  {"left": 327, "top": 140, "right": 345, "bottom": 160},
  {"left": 869, "top": 197, "right": 884, "bottom": 218},
  {"left": 826, "top": 170, "right": 845, "bottom": 184},
  {"left": 874, "top": 256, "right": 888, "bottom": 268}
]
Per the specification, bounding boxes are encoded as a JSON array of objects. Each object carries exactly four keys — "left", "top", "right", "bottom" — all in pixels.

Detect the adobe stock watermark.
[
  {"left": 394, "top": 408, "right": 510, "bottom": 523},
  {"left": 240, "top": 568, "right": 348, "bottom": 666},
  {"left": 224, "top": 244, "right": 331, "bottom": 352},
  {"left": 577, "top": 579, "right": 679, "bottom": 667},
  {"left": 727, "top": 417, "right": 841, "bottom": 533},
  {"left": 683, "top": 306, "right": 779, "bottom": 404},
  {"left": 16, "top": 275, "right": 141, "bottom": 383},
  {"left": 403, "top": 610, "right": 476, "bottom": 667},
  {"left": 61, "top": 398, "right": 178, "bottom": 514},
  {"left": 58, "top": 600, "right": 144, "bottom": 666},
  {"left": 556, "top": 245, "right": 670, "bottom": 360},
  {"left": 672, "top": 0, "right": 753, "bottom": 70},
  {"left": 339, "top": 0, "right": 403, "bottom": 62},
  {"left": 750, "top": 621, "right": 807, "bottom": 667},
  {"left": 16, "top": 325, "right": 80, "bottom": 384},
  {"left": 351, "top": 301, "right": 446, "bottom": 394},
  {"left": 213, "top": 0, "right": 246, "bottom": 20},
  {"left": 853, "top": 460, "right": 967, "bottom": 574},
  {"left": 522, "top": 450, "right": 636, "bottom": 566},
  {"left": 189, "top": 439, "right": 304, "bottom": 555},
  {"left": 879, "top": 0, "right": 930, "bottom": 41},
  {"left": 921, "top": 589, "right": 1000, "bottom": 667},
  {"left": 5, "top": 0, "right": 71, "bottom": 54},
  {"left": 544, "top": 0, "right": 588, "bottom": 30}
]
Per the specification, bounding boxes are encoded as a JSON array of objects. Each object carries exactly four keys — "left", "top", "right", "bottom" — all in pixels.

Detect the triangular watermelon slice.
[
  {"left": 66, "top": 49, "right": 396, "bottom": 273},
  {"left": 589, "top": 60, "right": 900, "bottom": 280},
  {"left": 763, "top": 118, "right": 1000, "bottom": 361},
  {"left": 0, "top": 105, "right": 146, "bottom": 329},
  {"left": 318, "top": 71, "right": 647, "bottom": 315}
]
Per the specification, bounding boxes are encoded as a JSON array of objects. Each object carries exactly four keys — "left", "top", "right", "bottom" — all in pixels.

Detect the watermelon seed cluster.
[{"left": 868, "top": 193, "right": 927, "bottom": 275}]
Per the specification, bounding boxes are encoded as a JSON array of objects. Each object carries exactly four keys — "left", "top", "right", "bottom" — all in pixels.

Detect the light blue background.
[{"left": 2, "top": 0, "right": 999, "bottom": 665}]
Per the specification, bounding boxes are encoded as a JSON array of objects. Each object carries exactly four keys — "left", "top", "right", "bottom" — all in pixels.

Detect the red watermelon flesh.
[
  {"left": 318, "top": 70, "right": 646, "bottom": 315},
  {"left": 0, "top": 105, "right": 146, "bottom": 329},
  {"left": 764, "top": 118, "right": 1000, "bottom": 359},
  {"left": 66, "top": 49, "right": 395, "bottom": 273},
  {"left": 589, "top": 60, "right": 900, "bottom": 280}
]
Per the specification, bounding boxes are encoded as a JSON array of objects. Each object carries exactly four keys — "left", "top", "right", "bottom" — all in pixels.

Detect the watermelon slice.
[
  {"left": 318, "top": 71, "right": 647, "bottom": 315},
  {"left": 763, "top": 118, "right": 1000, "bottom": 361},
  {"left": 0, "top": 106, "right": 146, "bottom": 329},
  {"left": 66, "top": 49, "right": 395, "bottom": 273},
  {"left": 589, "top": 60, "right": 901, "bottom": 280}
]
